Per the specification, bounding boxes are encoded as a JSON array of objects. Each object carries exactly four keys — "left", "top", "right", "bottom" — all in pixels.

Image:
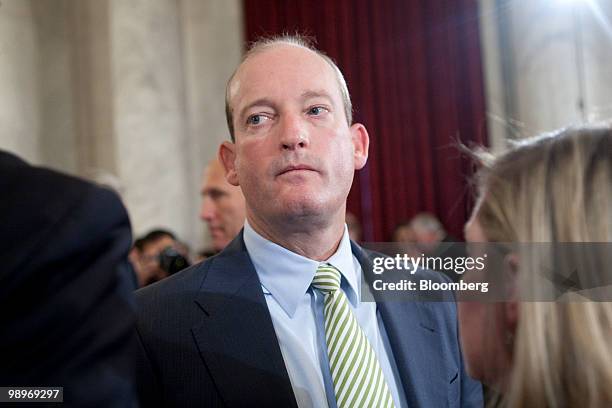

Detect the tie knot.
[{"left": 312, "top": 263, "right": 342, "bottom": 293}]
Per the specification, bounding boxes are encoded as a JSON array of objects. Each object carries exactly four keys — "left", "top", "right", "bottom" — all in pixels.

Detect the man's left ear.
[
  {"left": 350, "top": 123, "right": 369, "bottom": 170},
  {"left": 219, "top": 142, "right": 239, "bottom": 186}
]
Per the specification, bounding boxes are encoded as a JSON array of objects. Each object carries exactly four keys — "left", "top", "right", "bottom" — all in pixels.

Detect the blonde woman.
[{"left": 459, "top": 127, "right": 612, "bottom": 407}]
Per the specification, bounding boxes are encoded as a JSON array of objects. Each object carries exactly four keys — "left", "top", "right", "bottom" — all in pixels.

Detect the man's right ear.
[{"left": 219, "top": 142, "right": 239, "bottom": 186}]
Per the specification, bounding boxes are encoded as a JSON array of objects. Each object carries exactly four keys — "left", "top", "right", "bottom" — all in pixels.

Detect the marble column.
[
  {"left": 0, "top": 0, "right": 244, "bottom": 251},
  {"left": 581, "top": 0, "right": 612, "bottom": 123},
  {"left": 0, "top": 0, "right": 41, "bottom": 162},
  {"left": 110, "top": 0, "right": 194, "bottom": 244},
  {"left": 479, "top": 0, "right": 612, "bottom": 147},
  {"left": 70, "top": 0, "right": 116, "bottom": 176},
  {"left": 109, "top": 0, "right": 243, "bottom": 250},
  {"left": 32, "top": 0, "right": 79, "bottom": 174},
  {"left": 179, "top": 0, "right": 244, "bottom": 250}
]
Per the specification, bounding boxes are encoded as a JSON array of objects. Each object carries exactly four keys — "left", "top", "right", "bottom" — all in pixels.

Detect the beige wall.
[
  {"left": 32, "top": 0, "right": 79, "bottom": 172},
  {"left": 0, "top": 1, "right": 41, "bottom": 163},
  {"left": 179, "top": 0, "right": 244, "bottom": 248},
  {"left": 111, "top": 0, "right": 193, "bottom": 246},
  {"left": 0, "top": 0, "right": 243, "bottom": 251},
  {"left": 479, "top": 0, "right": 612, "bottom": 149}
]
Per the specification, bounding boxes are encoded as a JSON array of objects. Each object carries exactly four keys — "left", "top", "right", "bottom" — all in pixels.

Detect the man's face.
[
  {"left": 221, "top": 45, "right": 368, "bottom": 226},
  {"left": 413, "top": 228, "right": 442, "bottom": 244},
  {"left": 141, "top": 235, "right": 175, "bottom": 283},
  {"left": 200, "top": 161, "right": 246, "bottom": 251},
  {"left": 393, "top": 225, "right": 415, "bottom": 243}
]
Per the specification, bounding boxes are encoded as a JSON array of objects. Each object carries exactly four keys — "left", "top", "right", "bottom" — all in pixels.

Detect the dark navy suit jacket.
[
  {"left": 0, "top": 150, "right": 138, "bottom": 407},
  {"left": 135, "top": 233, "right": 482, "bottom": 407}
]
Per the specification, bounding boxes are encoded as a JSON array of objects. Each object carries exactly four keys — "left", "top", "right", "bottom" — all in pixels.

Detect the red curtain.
[{"left": 243, "top": 0, "right": 488, "bottom": 241}]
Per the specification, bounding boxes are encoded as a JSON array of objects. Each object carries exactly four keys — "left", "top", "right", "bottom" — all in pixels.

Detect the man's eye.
[
  {"left": 247, "top": 114, "right": 266, "bottom": 125},
  {"left": 207, "top": 190, "right": 226, "bottom": 200},
  {"left": 307, "top": 106, "right": 327, "bottom": 116}
]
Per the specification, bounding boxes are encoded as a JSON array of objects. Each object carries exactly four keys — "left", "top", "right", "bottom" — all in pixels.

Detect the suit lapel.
[
  {"left": 351, "top": 242, "right": 452, "bottom": 408},
  {"left": 192, "top": 235, "right": 298, "bottom": 408}
]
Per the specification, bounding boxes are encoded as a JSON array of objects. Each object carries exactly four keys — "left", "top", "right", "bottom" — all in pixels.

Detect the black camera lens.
[{"left": 158, "top": 247, "right": 190, "bottom": 275}]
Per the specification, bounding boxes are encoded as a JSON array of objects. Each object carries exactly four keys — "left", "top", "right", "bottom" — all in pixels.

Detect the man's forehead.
[
  {"left": 229, "top": 44, "right": 339, "bottom": 107},
  {"left": 143, "top": 235, "right": 174, "bottom": 253},
  {"left": 202, "top": 162, "right": 229, "bottom": 188}
]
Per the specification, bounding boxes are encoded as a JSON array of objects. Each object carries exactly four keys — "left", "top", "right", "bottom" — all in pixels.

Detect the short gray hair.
[
  {"left": 225, "top": 34, "right": 353, "bottom": 142},
  {"left": 409, "top": 213, "right": 445, "bottom": 234}
]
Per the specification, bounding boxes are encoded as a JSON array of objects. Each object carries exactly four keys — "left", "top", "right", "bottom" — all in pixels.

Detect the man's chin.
[
  {"left": 212, "top": 237, "right": 230, "bottom": 252},
  {"left": 269, "top": 199, "right": 339, "bottom": 225},
  {"left": 281, "top": 197, "right": 323, "bottom": 213}
]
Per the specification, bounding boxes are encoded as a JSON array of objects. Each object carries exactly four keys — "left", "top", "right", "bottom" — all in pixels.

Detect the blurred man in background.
[
  {"left": 200, "top": 158, "right": 246, "bottom": 252},
  {"left": 409, "top": 212, "right": 464, "bottom": 282},
  {"left": 409, "top": 212, "right": 449, "bottom": 249},
  {"left": 135, "top": 229, "right": 190, "bottom": 287},
  {"left": 391, "top": 220, "right": 415, "bottom": 243}
]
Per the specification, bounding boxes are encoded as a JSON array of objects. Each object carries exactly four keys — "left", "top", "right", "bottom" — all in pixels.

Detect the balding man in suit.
[{"left": 135, "top": 35, "right": 482, "bottom": 407}]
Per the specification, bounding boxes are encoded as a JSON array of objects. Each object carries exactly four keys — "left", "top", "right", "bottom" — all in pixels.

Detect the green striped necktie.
[{"left": 312, "top": 263, "right": 396, "bottom": 408}]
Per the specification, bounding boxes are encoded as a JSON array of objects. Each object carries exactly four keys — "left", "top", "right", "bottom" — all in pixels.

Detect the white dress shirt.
[{"left": 243, "top": 220, "right": 407, "bottom": 408}]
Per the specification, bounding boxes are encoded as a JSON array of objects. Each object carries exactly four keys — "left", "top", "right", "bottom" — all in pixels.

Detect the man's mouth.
[
  {"left": 277, "top": 164, "right": 317, "bottom": 176},
  {"left": 209, "top": 227, "right": 224, "bottom": 237}
]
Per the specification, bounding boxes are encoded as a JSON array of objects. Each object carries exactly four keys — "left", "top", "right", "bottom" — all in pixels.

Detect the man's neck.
[{"left": 246, "top": 213, "right": 345, "bottom": 261}]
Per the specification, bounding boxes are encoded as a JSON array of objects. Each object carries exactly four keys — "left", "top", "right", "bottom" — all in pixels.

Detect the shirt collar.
[{"left": 243, "top": 220, "right": 360, "bottom": 318}]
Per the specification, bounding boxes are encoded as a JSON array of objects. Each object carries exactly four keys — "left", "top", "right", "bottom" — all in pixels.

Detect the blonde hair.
[
  {"left": 224, "top": 34, "right": 353, "bottom": 141},
  {"left": 473, "top": 127, "right": 612, "bottom": 407}
]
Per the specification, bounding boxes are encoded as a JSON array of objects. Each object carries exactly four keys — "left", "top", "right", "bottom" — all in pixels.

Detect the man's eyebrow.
[
  {"left": 237, "top": 98, "right": 276, "bottom": 122},
  {"left": 300, "top": 90, "right": 334, "bottom": 102},
  {"left": 201, "top": 187, "right": 226, "bottom": 196}
]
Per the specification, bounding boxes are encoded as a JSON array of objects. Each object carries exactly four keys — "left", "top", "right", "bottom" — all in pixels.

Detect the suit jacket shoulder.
[
  {"left": 0, "top": 150, "right": 138, "bottom": 407},
  {"left": 135, "top": 237, "right": 297, "bottom": 407},
  {"left": 353, "top": 243, "right": 483, "bottom": 407}
]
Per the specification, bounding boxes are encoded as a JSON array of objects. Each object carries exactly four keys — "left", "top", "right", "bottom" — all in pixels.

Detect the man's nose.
[
  {"left": 279, "top": 114, "right": 310, "bottom": 151},
  {"left": 200, "top": 197, "right": 215, "bottom": 222}
]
